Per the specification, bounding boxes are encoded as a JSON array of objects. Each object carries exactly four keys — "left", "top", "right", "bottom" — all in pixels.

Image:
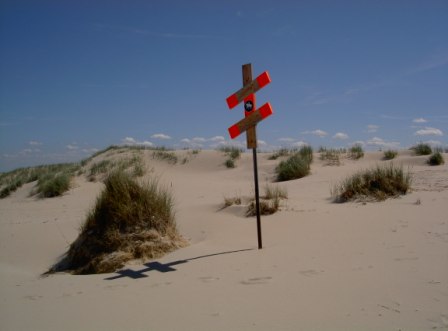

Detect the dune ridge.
[{"left": 1, "top": 148, "right": 447, "bottom": 330}]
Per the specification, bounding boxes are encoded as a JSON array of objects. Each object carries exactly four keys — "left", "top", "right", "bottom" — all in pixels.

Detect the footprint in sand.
[
  {"left": 300, "top": 269, "right": 323, "bottom": 277},
  {"left": 199, "top": 276, "right": 220, "bottom": 283},
  {"left": 240, "top": 276, "right": 272, "bottom": 285},
  {"left": 428, "top": 314, "right": 448, "bottom": 329},
  {"left": 394, "top": 257, "right": 419, "bottom": 262},
  {"left": 24, "top": 295, "right": 43, "bottom": 301}
]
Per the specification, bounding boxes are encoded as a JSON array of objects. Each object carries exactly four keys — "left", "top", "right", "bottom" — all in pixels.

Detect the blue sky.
[{"left": 1, "top": 0, "right": 447, "bottom": 171}]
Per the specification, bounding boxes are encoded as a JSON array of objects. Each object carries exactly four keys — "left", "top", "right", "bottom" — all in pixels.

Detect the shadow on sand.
[{"left": 104, "top": 248, "right": 253, "bottom": 280}]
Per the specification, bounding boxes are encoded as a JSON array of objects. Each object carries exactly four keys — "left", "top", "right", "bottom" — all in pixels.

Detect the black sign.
[{"left": 244, "top": 100, "right": 254, "bottom": 112}]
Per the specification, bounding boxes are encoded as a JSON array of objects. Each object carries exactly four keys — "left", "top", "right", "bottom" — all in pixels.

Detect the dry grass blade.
[
  {"left": 48, "top": 170, "right": 186, "bottom": 274},
  {"left": 331, "top": 163, "right": 412, "bottom": 203}
]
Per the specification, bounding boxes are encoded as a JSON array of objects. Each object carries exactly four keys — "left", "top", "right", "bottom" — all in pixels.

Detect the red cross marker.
[
  {"left": 226, "top": 71, "right": 271, "bottom": 109},
  {"left": 224, "top": 63, "right": 275, "bottom": 250}
]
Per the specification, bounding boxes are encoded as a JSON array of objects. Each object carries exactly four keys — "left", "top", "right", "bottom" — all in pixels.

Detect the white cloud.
[
  {"left": 278, "top": 137, "right": 295, "bottom": 143},
  {"left": 414, "top": 127, "right": 443, "bottom": 136},
  {"left": 366, "top": 137, "right": 400, "bottom": 149},
  {"left": 180, "top": 138, "right": 191, "bottom": 144},
  {"left": 413, "top": 118, "right": 428, "bottom": 123},
  {"left": 257, "top": 140, "right": 267, "bottom": 146},
  {"left": 292, "top": 141, "right": 308, "bottom": 147},
  {"left": 66, "top": 144, "right": 79, "bottom": 150},
  {"left": 367, "top": 125, "right": 379, "bottom": 133},
  {"left": 210, "top": 136, "right": 225, "bottom": 142},
  {"left": 333, "top": 132, "right": 349, "bottom": 140},
  {"left": 151, "top": 133, "right": 171, "bottom": 140},
  {"left": 312, "top": 129, "right": 328, "bottom": 137},
  {"left": 123, "top": 137, "right": 137, "bottom": 145},
  {"left": 303, "top": 129, "right": 328, "bottom": 137},
  {"left": 140, "top": 141, "right": 154, "bottom": 147},
  {"left": 29, "top": 141, "right": 42, "bottom": 146},
  {"left": 122, "top": 137, "right": 154, "bottom": 147},
  {"left": 192, "top": 137, "right": 206, "bottom": 143}
]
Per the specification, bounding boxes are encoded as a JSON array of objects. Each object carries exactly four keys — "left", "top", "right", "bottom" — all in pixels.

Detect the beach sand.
[{"left": 1, "top": 150, "right": 447, "bottom": 330}]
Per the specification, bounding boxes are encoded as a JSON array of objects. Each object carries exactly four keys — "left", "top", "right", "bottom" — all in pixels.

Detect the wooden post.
[
  {"left": 242, "top": 64, "right": 257, "bottom": 149},
  {"left": 242, "top": 63, "right": 262, "bottom": 249}
]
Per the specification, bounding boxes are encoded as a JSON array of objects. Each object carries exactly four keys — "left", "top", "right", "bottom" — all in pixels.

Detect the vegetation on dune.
[
  {"left": 319, "top": 148, "right": 346, "bottom": 166},
  {"left": 1, "top": 146, "right": 151, "bottom": 198},
  {"left": 219, "top": 146, "right": 243, "bottom": 168},
  {"left": 428, "top": 152, "right": 445, "bottom": 166},
  {"left": 87, "top": 154, "right": 146, "bottom": 182},
  {"left": 275, "top": 146, "right": 313, "bottom": 182},
  {"left": 48, "top": 170, "right": 186, "bottom": 274},
  {"left": 152, "top": 149, "right": 178, "bottom": 164},
  {"left": 246, "top": 184, "right": 288, "bottom": 217},
  {"left": 221, "top": 184, "right": 287, "bottom": 217},
  {"left": 331, "top": 163, "right": 412, "bottom": 203},
  {"left": 383, "top": 150, "right": 398, "bottom": 160},
  {"left": 411, "top": 143, "right": 432, "bottom": 156},
  {"left": 0, "top": 163, "right": 80, "bottom": 199},
  {"left": 348, "top": 144, "right": 364, "bottom": 160}
]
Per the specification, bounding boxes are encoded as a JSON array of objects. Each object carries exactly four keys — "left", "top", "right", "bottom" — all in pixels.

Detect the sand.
[{"left": 1, "top": 150, "right": 447, "bottom": 330}]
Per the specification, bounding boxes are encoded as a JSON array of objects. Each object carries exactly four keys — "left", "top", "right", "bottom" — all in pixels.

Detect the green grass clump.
[
  {"left": 349, "top": 144, "right": 364, "bottom": 160},
  {"left": 298, "top": 145, "right": 313, "bottom": 163},
  {"left": 36, "top": 172, "right": 72, "bottom": 198},
  {"left": 246, "top": 185, "right": 288, "bottom": 217},
  {"left": 320, "top": 148, "right": 343, "bottom": 166},
  {"left": 275, "top": 151, "right": 311, "bottom": 182},
  {"left": 383, "top": 150, "right": 398, "bottom": 160},
  {"left": 331, "top": 163, "right": 412, "bottom": 202},
  {"left": 219, "top": 146, "right": 242, "bottom": 157},
  {"left": 412, "top": 143, "right": 432, "bottom": 156},
  {"left": 152, "top": 150, "right": 178, "bottom": 164},
  {"left": 88, "top": 160, "right": 113, "bottom": 181},
  {"left": 0, "top": 163, "right": 79, "bottom": 199},
  {"left": 48, "top": 171, "right": 185, "bottom": 274},
  {"left": 263, "top": 184, "right": 288, "bottom": 200},
  {"left": 0, "top": 176, "right": 25, "bottom": 198},
  {"left": 428, "top": 152, "right": 445, "bottom": 166},
  {"left": 225, "top": 158, "right": 236, "bottom": 168},
  {"left": 221, "top": 195, "right": 242, "bottom": 209},
  {"left": 220, "top": 146, "right": 242, "bottom": 168}
]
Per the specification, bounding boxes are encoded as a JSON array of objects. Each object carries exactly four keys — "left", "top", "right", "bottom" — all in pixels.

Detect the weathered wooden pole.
[{"left": 242, "top": 63, "right": 262, "bottom": 249}]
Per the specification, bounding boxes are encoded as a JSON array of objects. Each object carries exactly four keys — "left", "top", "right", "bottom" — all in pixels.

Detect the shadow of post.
[{"left": 105, "top": 248, "right": 253, "bottom": 280}]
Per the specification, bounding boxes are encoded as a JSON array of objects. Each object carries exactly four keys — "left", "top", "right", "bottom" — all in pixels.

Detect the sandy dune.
[{"left": 1, "top": 150, "right": 447, "bottom": 330}]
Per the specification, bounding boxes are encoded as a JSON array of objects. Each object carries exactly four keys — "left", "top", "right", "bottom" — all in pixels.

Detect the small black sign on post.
[{"left": 225, "top": 63, "right": 274, "bottom": 249}]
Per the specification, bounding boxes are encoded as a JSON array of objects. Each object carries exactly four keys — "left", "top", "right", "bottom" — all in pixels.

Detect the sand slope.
[{"left": 1, "top": 150, "right": 447, "bottom": 330}]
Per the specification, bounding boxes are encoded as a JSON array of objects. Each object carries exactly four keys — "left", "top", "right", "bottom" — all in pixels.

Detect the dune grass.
[
  {"left": 412, "top": 143, "right": 432, "bottom": 156},
  {"left": 48, "top": 170, "right": 185, "bottom": 274},
  {"left": 246, "top": 184, "right": 288, "bottom": 217},
  {"left": 0, "top": 163, "right": 80, "bottom": 199},
  {"left": 428, "top": 152, "right": 445, "bottom": 166},
  {"left": 275, "top": 146, "right": 313, "bottom": 181},
  {"left": 319, "top": 148, "right": 345, "bottom": 166},
  {"left": 152, "top": 149, "right": 178, "bottom": 164},
  {"left": 348, "top": 144, "right": 364, "bottom": 160},
  {"left": 87, "top": 154, "right": 146, "bottom": 182},
  {"left": 220, "top": 184, "right": 287, "bottom": 216},
  {"left": 331, "top": 163, "right": 412, "bottom": 202},
  {"left": 383, "top": 150, "right": 398, "bottom": 160},
  {"left": 219, "top": 146, "right": 242, "bottom": 168}
]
